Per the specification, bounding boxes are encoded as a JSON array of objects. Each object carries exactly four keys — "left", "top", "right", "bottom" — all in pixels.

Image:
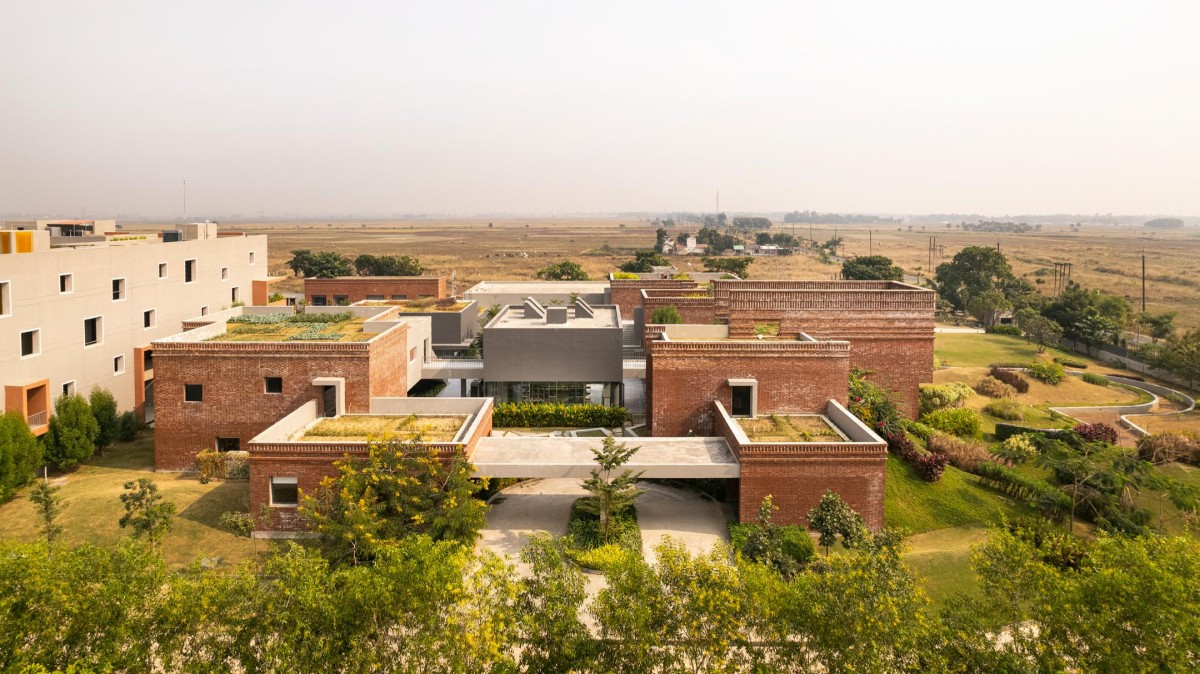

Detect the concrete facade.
[
  {"left": 304, "top": 276, "right": 446, "bottom": 305},
  {"left": 463, "top": 280, "right": 609, "bottom": 309},
  {"left": 0, "top": 227, "right": 266, "bottom": 430}
]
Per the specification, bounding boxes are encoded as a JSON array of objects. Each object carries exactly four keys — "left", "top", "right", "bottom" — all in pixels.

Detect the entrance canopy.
[{"left": 470, "top": 436, "right": 738, "bottom": 479}]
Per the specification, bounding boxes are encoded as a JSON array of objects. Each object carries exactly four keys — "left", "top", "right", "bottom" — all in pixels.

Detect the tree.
[
  {"left": 1021, "top": 314, "right": 1064, "bottom": 353},
  {"left": 535, "top": 261, "right": 589, "bottom": 281},
  {"left": 300, "top": 436, "right": 488, "bottom": 565},
  {"left": 1043, "top": 285, "right": 1131, "bottom": 345},
  {"left": 966, "top": 288, "right": 1013, "bottom": 328},
  {"left": 286, "top": 249, "right": 353, "bottom": 278},
  {"left": 30, "top": 482, "right": 67, "bottom": 544},
  {"left": 516, "top": 534, "right": 593, "bottom": 672},
  {"left": 43, "top": 394, "right": 99, "bottom": 472},
  {"left": 703, "top": 256, "right": 754, "bottom": 279},
  {"left": 1138, "top": 311, "right": 1177, "bottom": 342},
  {"left": 353, "top": 254, "right": 424, "bottom": 276},
  {"left": 1144, "top": 217, "right": 1184, "bottom": 229},
  {"left": 618, "top": 250, "right": 669, "bottom": 273},
  {"left": 841, "top": 255, "right": 903, "bottom": 281},
  {"left": 1156, "top": 329, "right": 1200, "bottom": 388},
  {"left": 576, "top": 437, "right": 644, "bottom": 544},
  {"left": 755, "top": 231, "right": 773, "bottom": 245},
  {"left": 649, "top": 305, "right": 683, "bottom": 324},
  {"left": 806, "top": 490, "right": 866, "bottom": 556},
  {"left": 88, "top": 386, "right": 118, "bottom": 453},
  {"left": 119, "top": 478, "right": 176, "bottom": 545},
  {"left": 653, "top": 227, "right": 667, "bottom": 253},
  {"left": 0, "top": 412, "right": 42, "bottom": 502},
  {"left": 934, "top": 246, "right": 1017, "bottom": 312},
  {"left": 732, "top": 216, "right": 771, "bottom": 230}
]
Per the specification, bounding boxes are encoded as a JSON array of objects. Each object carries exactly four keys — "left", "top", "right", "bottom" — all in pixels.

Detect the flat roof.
[
  {"left": 356, "top": 299, "right": 472, "bottom": 312},
  {"left": 471, "top": 436, "right": 739, "bottom": 479},
  {"left": 299, "top": 414, "right": 468, "bottom": 442},
  {"left": 464, "top": 280, "right": 609, "bottom": 294},
  {"left": 489, "top": 304, "right": 620, "bottom": 329},
  {"left": 206, "top": 314, "right": 373, "bottom": 342}
]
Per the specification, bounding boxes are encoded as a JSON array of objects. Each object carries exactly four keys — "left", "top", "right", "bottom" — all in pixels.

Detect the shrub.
[
  {"left": 492, "top": 402, "right": 628, "bottom": 428},
  {"left": 904, "top": 420, "right": 934, "bottom": 443},
  {"left": 1081, "top": 372, "right": 1109, "bottom": 387},
  {"left": 227, "top": 313, "right": 289, "bottom": 324},
  {"left": 927, "top": 434, "right": 992, "bottom": 473},
  {"left": 995, "top": 423, "right": 1068, "bottom": 441},
  {"left": 975, "top": 462, "right": 1072, "bottom": 519},
  {"left": 992, "top": 433, "right": 1038, "bottom": 464},
  {"left": 848, "top": 369, "right": 904, "bottom": 439},
  {"left": 115, "top": 411, "right": 141, "bottom": 441},
  {"left": 1136, "top": 432, "right": 1200, "bottom": 464},
  {"left": 1054, "top": 356, "right": 1089, "bottom": 369},
  {"left": 1029, "top": 359, "right": 1065, "bottom": 384},
  {"left": 288, "top": 311, "right": 353, "bottom": 324},
  {"left": 922, "top": 408, "right": 982, "bottom": 438},
  {"left": 883, "top": 430, "right": 919, "bottom": 463},
  {"left": 728, "top": 521, "right": 816, "bottom": 569},
  {"left": 650, "top": 306, "right": 683, "bottom": 324},
  {"left": 983, "top": 399, "right": 1025, "bottom": 421},
  {"left": 610, "top": 271, "right": 640, "bottom": 280},
  {"left": 987, "top": 324, "right": 1023, "bottom": 336},
  {"left": 989, "top": 367, "right": 1030, "bottom": 394},
  {"left": 1072, "top": 422, "right": 1119, "bottom": 445},
  {"left": 975, "top": 376, "right": 1017, "bottom": 398},
  {"left": 219, "top": 511, "right": 255, "bottom": 537},
  {"left": 43, "top": 394, "right": 99, "bottom": 472},
  {"left": 568, "top": 543, "right": 633, "bottom": 572},
  {"left": 196, "top": 449, "right": 250, "bottom": 481},
  {"left": 918, "top": 383, "right": 975, "bottom": 416},
  {"left": 0, "top": 413, "right": 42, "bottom": 503},
  {"left": 913, "top": 453, "right": 949, "bottom": 482}
]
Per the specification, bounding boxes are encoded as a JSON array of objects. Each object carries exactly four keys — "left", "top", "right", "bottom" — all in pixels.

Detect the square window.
[
  {"left": 20, "top": 329, "right": 39, "bottom": 357},
  {"left": 0, "top": 280, "right": 10, "bottom": 316},
  {"left": 143, "top": 309, "right": 156, "bottom": 329},
  {"left": 158, "top": 262, "right": 167, "bottom": 279},
  {"left": 311, "top": 295, "right": 328, "bottom": 306},
  {"left": 112, "top": 278, "right": 126, "bottom": 301},
  {"left": 270, "top": 477, "right": 299, "bottom": 506},
  {"left": 264, "top": 376, "right": 283, "bottom": 394},
  {"left": 59, "top": 273, "right": 73, "bottom": 294},
  {"left": 62, "top": 380, "right": 75, "bottom": 396},
  {"left": 113, "top": 354, "right": 125, "bottom": 375},
  {"left": 216, "top": 437, "right": 240, "bottom": 452},
  {"left": 185, "top": 384, "right": 203, "bottom": 402},
  {"left": 221, "top": 267, "right": 228, "bottom": 280},
  {"left": 84, "top": 316, "right": 102, "bottom": 346},
  {"left": 334, "top": 295, "right": 348, "bottom": 306},
  {"left": 185, "top": 259, "right": 196, "bottom": 283}
]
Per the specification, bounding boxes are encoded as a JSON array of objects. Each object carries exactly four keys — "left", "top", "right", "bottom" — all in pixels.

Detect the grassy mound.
[{"left": 885, "top": 455, "right": 1031, "bottom": 534}]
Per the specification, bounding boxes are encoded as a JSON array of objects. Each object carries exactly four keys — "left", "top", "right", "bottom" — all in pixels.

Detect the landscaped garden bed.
[
  {"left": 738, "top": 414, "right": 846, "bottom": 442},
  {"left": 300, "top": 414, "right": 466, "bottom": 442},
  {"left": 564, "top": 498, "right": 641, "bottom": 571}
]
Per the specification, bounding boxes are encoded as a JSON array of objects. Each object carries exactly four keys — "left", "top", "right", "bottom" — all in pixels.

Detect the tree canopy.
[
  {"left": 536, "top": 261, "right": 589, "bottom": 281},
  {"left": 841, "top": 255, "right": 904, "bottom": 281},
  {"left": 353, "top": 254, "right": 424, "bottom": 276},
  {"left": 43, "top": 394, "right": 99, "bottom": 472},
  {"left": 287, "top": 249, "right": 353, "bottom": 278},
  {"left": 0, "top": 412, "right": 42, "bottom": 502},
  {"left": 618, "top": 250, "right": 669, "bottom": 274},
  {"left": 703, "top": 256, "right": 754, "bottom": 278},
  {"left": 934, "top": 246, "right": 1022, "bottom": 312}
]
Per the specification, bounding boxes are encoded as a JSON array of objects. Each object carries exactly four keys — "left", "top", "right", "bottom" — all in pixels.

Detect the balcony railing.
[{"left": 26, "top": 410, "right": 47, "bottom": 427}]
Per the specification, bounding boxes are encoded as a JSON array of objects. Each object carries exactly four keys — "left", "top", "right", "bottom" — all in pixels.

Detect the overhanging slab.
[{"left": 470, "top": 436, "right": 739, "bottom": 479}]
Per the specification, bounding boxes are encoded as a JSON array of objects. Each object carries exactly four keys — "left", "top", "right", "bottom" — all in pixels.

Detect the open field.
[
  {"left": 1126, "top": 410, "right": 1200, "bottom": 435},
  {"left": 128, "top": 218, "right": 1200, "bottom": 330},
  {"left": 0, "top": 435, "right": 267, "bottom": 569}
]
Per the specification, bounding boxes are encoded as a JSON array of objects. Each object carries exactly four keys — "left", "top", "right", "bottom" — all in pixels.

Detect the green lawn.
[
  {"left": 0, "top": 434, "right": 270, "bottom": 569},
  {"left": 904, "top": 524, "right": 990, "bottom": 611},
  {"left": 935, "top": 333, "right": 1101, "bottom": 369},
  {"left": 886, "top": 455, "right": 1032, "bottom": 534}
]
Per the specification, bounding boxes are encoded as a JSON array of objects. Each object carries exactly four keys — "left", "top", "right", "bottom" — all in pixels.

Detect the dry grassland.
[{"left": 133, "top": 218, "right": 1199, "bottom": 329}]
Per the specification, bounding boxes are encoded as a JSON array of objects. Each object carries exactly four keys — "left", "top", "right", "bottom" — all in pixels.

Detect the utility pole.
[
  {"left": 1142, "top": 251, "right": 1147, "bottom": 312},
  {"left": 869, "top": 229, "right": 873, "bottom": 256},
  {"left": 182, "top": 179, "right": 187, "bottom": 222}
]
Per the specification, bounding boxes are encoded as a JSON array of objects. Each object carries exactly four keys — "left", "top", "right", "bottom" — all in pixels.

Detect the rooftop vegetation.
[
  {"left": 738, "top": 414, "right": 845, "bottom": 442},
  {"left": 300, "top": 415, "right": 466, "bottom": 442},
  {"left": 209, "top": 312, "right": 371, "bottom": 342}
]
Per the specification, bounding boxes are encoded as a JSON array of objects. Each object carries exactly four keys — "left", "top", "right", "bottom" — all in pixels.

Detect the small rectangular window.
[
  {"left": 62, "top": 380, "right": 75, "bottom": 396},
  {"left": 200, "top": 306, "right": 208, "bottom": 316},
  {"left": 311, "top": 295, "right": 328, "bottom": 306},
  {"left": 231, "top": 287, "right": 240, "bottom": 303},
  {"left": 390, "top": 294, "right": 407, "bottom": 300},
  {"left": 112, "top": 278, "right": 126, "bottom": 301},
  {"left": 0, "top": 281, "right": 10, "bottom": 316},
  {"left": 409, "top": 346, "right": 418, "bottom": 362},
  {"left": 185, "top": 259, "right": 196, "bottom": 283},
  {"left": 113, "top": 354, "right": 125, "bottom": 374},
  {"left": 185, "top": 384, "right": 203, "bottom": 402},
  {"left": 264, "top": 376, "right": 283, "bottom": 394},
  {"left": 271, "top": 477, "right": 299, "bottom": 506},
  {"left": 158, "top": 262, "right": 167, "bottom": 278},
  {"left": 221, "top": 267, "right": 228, "bottom": 280},
  {"left": 84, "top": 316, "right": 102, "bottom": 346},
  {"left": 249, "top": 251, "right": 256, "bottom": 264},
  {"left": 20, "top": 329, "right": 39, "bottom": 357},
  {"left": 366, "top": 295, "right": 384, "bottom": 301},
  {"left": 216, "top": 437, "right": 240, "bottom": 452},
  {"left": 143, "top": 309, "right": 156, "bottom": 328},
  {"left": 59, "top": 273, "right": 73, "bottom": 294}
]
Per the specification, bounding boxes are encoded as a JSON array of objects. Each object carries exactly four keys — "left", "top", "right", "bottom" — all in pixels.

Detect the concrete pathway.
[{"left": 637, "top": 483, "right": 733, "bottom": 563}]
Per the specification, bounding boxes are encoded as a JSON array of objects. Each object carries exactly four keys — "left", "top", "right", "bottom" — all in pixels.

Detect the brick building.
[
  {"left": 304, "top": 276, "right": 446, "bottom": 306},
  {"left": 152, "top": 305, "right": 430, "bottom": 471}
]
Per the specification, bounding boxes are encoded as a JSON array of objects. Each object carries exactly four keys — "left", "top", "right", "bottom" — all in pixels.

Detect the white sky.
[{"left": 1, "top": 1, "right": 1197, "bottom": 218}]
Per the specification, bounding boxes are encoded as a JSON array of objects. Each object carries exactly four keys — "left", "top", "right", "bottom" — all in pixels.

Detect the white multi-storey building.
[{"left": 1, "top": 222, "right": 269, "bottom": 433}]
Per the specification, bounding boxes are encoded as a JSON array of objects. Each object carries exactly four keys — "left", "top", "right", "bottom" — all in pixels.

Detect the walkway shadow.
[{"left": 178, "top": 480, "right": 250, "bottom": 530}]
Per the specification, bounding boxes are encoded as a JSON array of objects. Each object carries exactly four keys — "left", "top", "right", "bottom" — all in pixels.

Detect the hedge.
[
  {"left": 492, "top": 402, "right": 628, "bottom": 428},
  {"left": 1081, "top": 372, "right": 1109, "bottom": 387},
  {"left": 921, "top": 408, "right": 982, "bottom": 438},
  {"left": 975, "top": 462, "right": 1072, "bottom": 519},
  {"left": 986, "top": 325, "right": 1022, "bottom": 336},
  {"left": 995, "top": 423, "right": 1068, "bottom": 442},
  {"left": 989, "top": 367, "right": 1030, "bottom": 394},
  {"left": 1054, "top": 356, "right": 1089, "bottom": 369}
]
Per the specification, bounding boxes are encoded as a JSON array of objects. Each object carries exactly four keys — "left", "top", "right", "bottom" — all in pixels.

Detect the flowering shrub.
[
  {"left": 914, "top": 453, "right": 948, "bottom": 482},
  {"left": 1072, "top": 422, "right": 1119, "bottom": 444},
  {"left": 918, "top": 383, "right": 975, "bottom": 416},
  {"left": 1029, "top": 359, "right": 1066, "bottom": 384}
]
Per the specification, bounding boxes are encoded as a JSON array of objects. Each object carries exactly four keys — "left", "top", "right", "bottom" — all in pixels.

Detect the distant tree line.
[
  {"left": 287, "top": 250, "right": 425, "bottom": 278},
  {"left": 1145, "top": 217, "right": 1185, "bottom": 229},
  {"left": 731, "top": 216, "right": 771, "bottom": 230},
  {"left": 960, "top": 221, "right": 1038, "bottom": 233},
  {"left": 783, "top": 211, "right": 901, "bottom": 224}
]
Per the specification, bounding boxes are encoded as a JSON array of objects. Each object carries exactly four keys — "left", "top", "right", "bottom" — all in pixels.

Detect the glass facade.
[{"left": 482, "top": 381, "right": 622, "bottom": 406}]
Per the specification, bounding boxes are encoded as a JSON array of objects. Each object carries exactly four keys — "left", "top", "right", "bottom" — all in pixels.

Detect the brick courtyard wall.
[
  {"left": 641, "top": 293, "right": 718, "bottom": 325},
  {"left": 608, "top": 278, "right": 698, "bottom": 320},
  {"left": 153, "top": 325, "right": 411, "bottom": 472},
  {"left": 304, "top": 277, "right": 446, "bottom": 304},
  {"left": 646, "top": 340, "right": 850, "bottom": 437},
  {"left": 714, "top": 407, "right": 886, "bottom": 529}
]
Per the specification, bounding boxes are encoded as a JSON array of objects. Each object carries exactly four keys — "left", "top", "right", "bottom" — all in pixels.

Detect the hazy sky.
[{"left": 2, "top": 1, "right": 1197, "bottom": 218}]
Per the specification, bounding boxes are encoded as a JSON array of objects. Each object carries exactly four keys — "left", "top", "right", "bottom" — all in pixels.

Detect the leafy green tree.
[
  {"left": 115, "top": 410, "right": 140, "bottom": 441},
  {"left": 286, "top": 249, "right": 353, "bottom": 278},
  {"left": 841, "top": 255, "right": 904, "bottom": 281},
  {"left": 43, "top": 394, "right": 99, "bottom": 472},
  {"left": 1144, "top": 217, "right": 1185, "bottom": 229},
  {"left": 1016, "top": 312, "right": 1064, "bottom": 352},
  {"left": 516, "top": 534, "right": 593, "bottom": 672},
  {"left": 30, "top": 482, "right": 67, "bottom": 544},
  {"left": 535, "top": 260, "right": 589, "bottom": 281},
  {"left": 1156, "top": 329, "right": 1200, "bottom": 389},
  {"left": 649, "top": 305, "right": 683, "bottom": 324},
  {"left": 967, "top": 287, "right": 1013, "bottom": 328},
  {"left": 88, "top": 386, "right": 118, "bottom": 453},
  {"left": 654, "top": 227, "right": 667, "bottom": 253},
  {"left": 353, "top": 253, "right": 424, "bottom": 276},
  {"left": 934, "top": 245, "right": 1017, "bottom": 312},
  {"left": 1138, "top": 311, "right": 1177, "bottom": 342},
  {"left": 118, "top": 478, "right": 176, "bottom": 545},
  {"left": 300, "top": 437, "right": 488, "bottom": 565},
  {"left": 806, "top": 490, "right": 867, "bottom": 555},
  {"left": 0, "top": 412, "right": 42, "bottom": 501},
  {"left": 742, "top": 495, "right": 808, "bottom": 578},
  {"left": 703, "top": 255, "right": 754, "bottom": 278},
  {"left": 618, "top": 250, "right": 669, "bottom": 273},
  {"left": 1043, "top": 285, "right": 1131, "bottom": 346},
  {"left": 576, "top": 436, "right": 644, "bottom": 544}
]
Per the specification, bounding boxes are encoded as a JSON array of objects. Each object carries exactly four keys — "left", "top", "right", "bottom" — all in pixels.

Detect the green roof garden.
[{"left": 206, "top": 312, "right": 374, "bottom": 342}]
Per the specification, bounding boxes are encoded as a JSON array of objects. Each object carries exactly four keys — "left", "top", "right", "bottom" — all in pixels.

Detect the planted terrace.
[
  {"left": 205, "top": 312, "right": 372, "bottom": 342},
  {"left": 737, "top": 414, "right": 848, "bottom": 443},
  {"left": 299, "top": 414, "right": 468, "bottom": 442},
  {"left": 358, "top": 298, "right": 472, "bottom": 312}
]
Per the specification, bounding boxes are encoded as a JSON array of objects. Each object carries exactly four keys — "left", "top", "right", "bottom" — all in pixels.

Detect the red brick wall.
[
  {"left": 305, "top": 277, "right": 446, "bottom": 304},
  {"left": 641, "top": 295, "right": 718, "bottom": 325},
  {"left": 737, "top": 455, "right": 886, "bottom": 529},
  {"left": 608, "top": 279, "right": 697, "bottom": 320},
  {"left": 647, "top": 341, "right": 850, "bottom": 437}
]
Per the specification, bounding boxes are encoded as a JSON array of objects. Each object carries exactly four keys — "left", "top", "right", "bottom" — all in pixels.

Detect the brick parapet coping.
[{"left": 648, "top": 340, "right": 851, "bottom": 357}]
